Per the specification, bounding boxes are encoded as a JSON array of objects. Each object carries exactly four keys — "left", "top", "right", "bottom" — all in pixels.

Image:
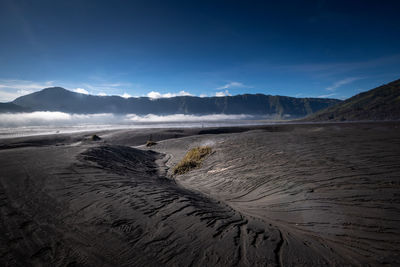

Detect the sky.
[{"left": 0, "top": 0, "right": 399, "bottom": 102}]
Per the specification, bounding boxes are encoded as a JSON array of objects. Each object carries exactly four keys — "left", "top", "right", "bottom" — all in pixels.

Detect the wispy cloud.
[
  {"left": 215, "top": 90, "right": 232, "bottom": 97},
  {"left": 216, "top": 81, "right": 251, "bottom": 90},
  {"left": 279, "top": 54, "right": 400, "bottom": 78},
  {"left": 76, "top": 81, "right": 135, "bottom": 96},
  {"left": 0, "top": 79, "right": 54, "bottom": 90},
  {"left": 0, "top": 79, "right": 55, "bottom": 102},
  {"left": 317, "top": 93, "right": 337, "bottom": 98},
  {"left": 100, "top": 83, "right": 131, "bottom": 87},
  {"left": 217, "top": 82, "right": 242, "bottom": 90},
  {"left": 325, "top": 77, "right": 361, "bottom": 91},
  {"left": 147, "top": 90, "right": 193, "bottom": 99}
]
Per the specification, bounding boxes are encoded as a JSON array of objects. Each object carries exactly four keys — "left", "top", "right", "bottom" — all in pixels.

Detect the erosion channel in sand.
[{"left": 0, "top": 122, "right": 399, "bottom": 266}]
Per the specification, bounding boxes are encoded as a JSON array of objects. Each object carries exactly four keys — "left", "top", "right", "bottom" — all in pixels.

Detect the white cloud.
[
  {"left": 98, "top": 92, "right": 107, "bottom": 96},
  {"left": 147, "top": 91, "right": 163, "bottom": 99},
  {"left": 177, "top": 90, "right": 193, "bottom": 97},
  {"left": 326, "top": 77, "right": 361, "bottom": 91},
  {"left": 215, "top": 90, "right": 231, "bottom": 97},
  {"left": 146, "top": 90, "right": 193, "bottom": 99},
  {"left": 74, "top": 88, "right": 89, "bottom": 95},
  {"left": 217, "top": 81, "right": 250, "bottom": 90},
  {"left": 200, "top": 94, "right": 208, "bottom": 98},
  {"left": 121, "top": 93, "right": 132, "bottom": 98}
]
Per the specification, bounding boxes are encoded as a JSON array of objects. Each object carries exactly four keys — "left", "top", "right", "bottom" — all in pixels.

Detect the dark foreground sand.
[{"left": 0, "top": 122, "right": 399, "bottom": 266}]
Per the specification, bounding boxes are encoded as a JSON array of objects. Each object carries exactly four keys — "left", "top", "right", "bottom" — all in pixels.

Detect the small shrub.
[
  {"left": 173, "top": 146, "right": 212, "bottom": 175},
  {"left": 91, "top": 134, "right": 101, "bottom": 141},
  {"left": 146, "top": 140, "right": 157, "bottom": 147}
]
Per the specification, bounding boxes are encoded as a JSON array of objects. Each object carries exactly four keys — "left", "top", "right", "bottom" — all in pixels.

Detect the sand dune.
[{"left": 0, "top": 122, "right": 399, "bottom": 266}]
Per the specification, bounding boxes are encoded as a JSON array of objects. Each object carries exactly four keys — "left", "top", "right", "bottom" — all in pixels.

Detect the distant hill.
[
  {"left": 4, "top": 87, "right": 341, "bottom": 118},
  {"left": 306, "top": 79, "right": 400, "bottom": 121}
]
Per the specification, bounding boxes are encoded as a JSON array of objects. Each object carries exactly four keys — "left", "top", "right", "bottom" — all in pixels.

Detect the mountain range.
[
  {"left": 0, "top": 87, "right": 340, "bottom": 119},
  {"left": 2, "top": 78, "right": 399, "bottom": 121}
]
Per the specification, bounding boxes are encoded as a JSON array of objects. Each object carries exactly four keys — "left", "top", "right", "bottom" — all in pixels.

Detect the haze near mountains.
[{"left": 8, "top": 87, "right": 340, "bottom": 119}]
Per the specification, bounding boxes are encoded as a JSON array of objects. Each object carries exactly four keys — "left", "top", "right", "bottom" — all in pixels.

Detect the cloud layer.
[
  {"left": 125, "top": 113, "right": 250, "bottom": 122},
  {"left": 0, "top": 112, "right": 253, "bottom": 127}
]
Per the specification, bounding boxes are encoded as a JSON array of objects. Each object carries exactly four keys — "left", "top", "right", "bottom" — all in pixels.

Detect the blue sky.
[{"left": 0, "top": 0, "right": 399, "bottom": 102}]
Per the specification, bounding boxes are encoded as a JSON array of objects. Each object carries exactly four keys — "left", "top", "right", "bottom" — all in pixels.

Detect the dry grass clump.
[
  {"left": 146, "top": 140, "right": 157, "bottom": 147},
  {"left": 146, "top": 134, "right": 157, "bottom": 147},
  {"left": 91, "top": 134, "right": 101, "bottom": 141},
  {"left": 173, "top": 146, "right": 212, "bottom": 175}
]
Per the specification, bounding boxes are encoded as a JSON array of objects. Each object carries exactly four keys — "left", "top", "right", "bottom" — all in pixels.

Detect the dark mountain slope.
[
  {"left": 0, "top": 102, "right": 31, "bottom": 113},
  {"left": 306, "top": 79, "right": 400, "bottom": 121},
  {"left": 10, "top": 87, "right": 340, "bottom": 118}
]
